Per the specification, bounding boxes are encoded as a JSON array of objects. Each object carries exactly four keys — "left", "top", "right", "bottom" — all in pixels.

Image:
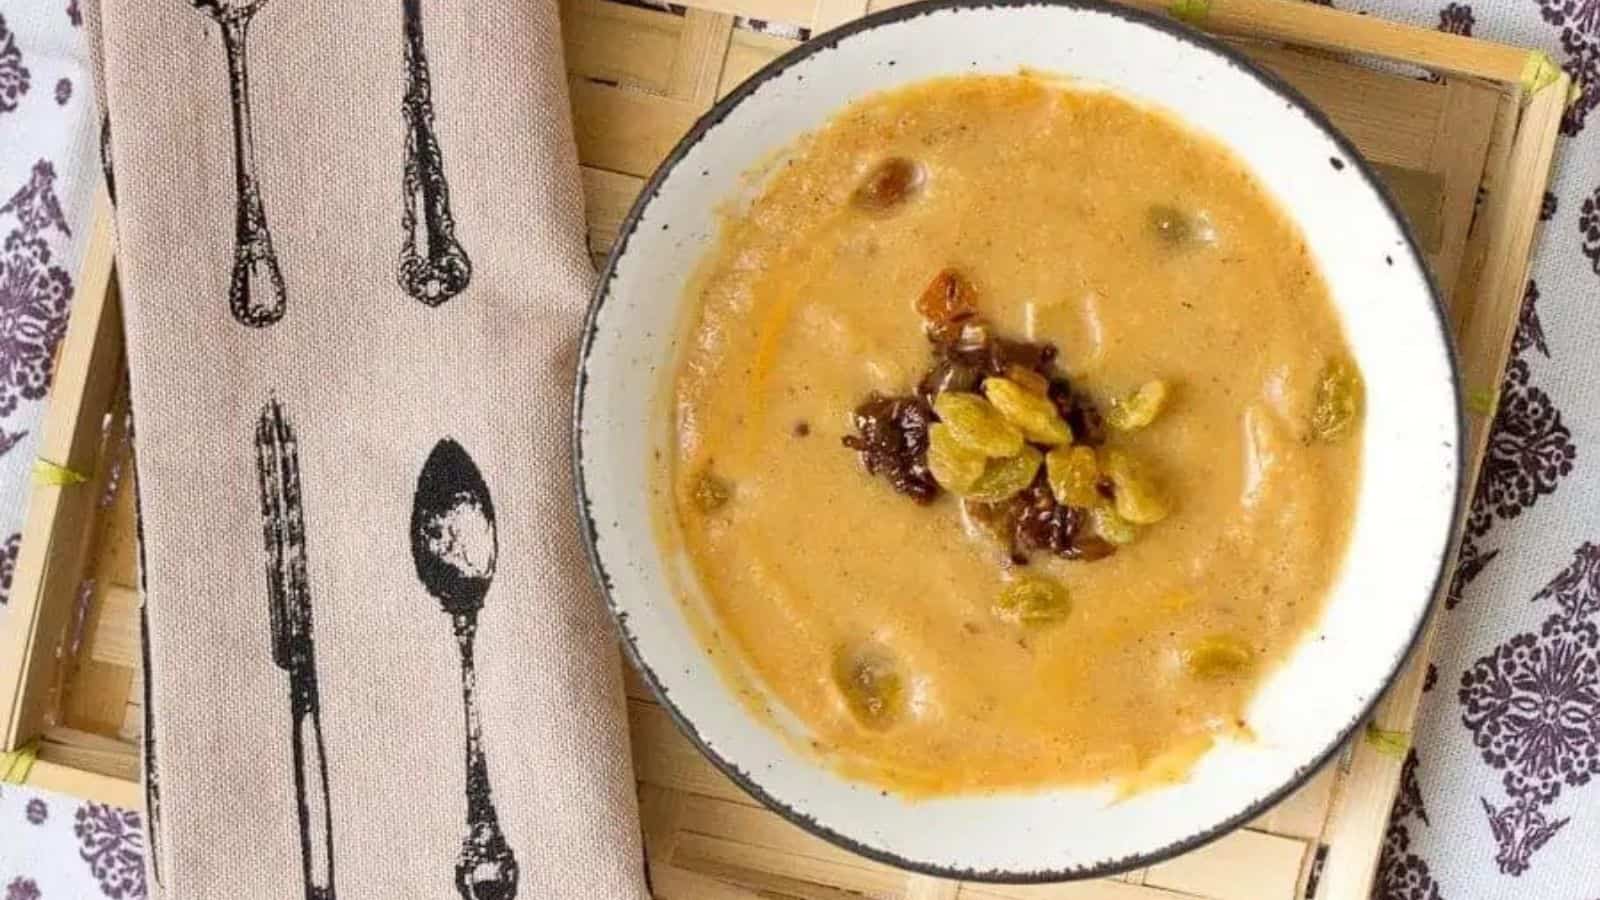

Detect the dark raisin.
[
  {"left": 916, "top": 353, "right": 982, "bottom": 403},
  {"left": 1012, "top": 480, "right": 1087, "bottom": 559},
  {"left": 966, "top": 476, "right": 1112, "bottom": 563},
  {"left": 1049, "top": 379, "right": 1106, "bottom": 446},
  {"left": 842, "top": 394, "right": 939, "bottom": 503},
  {"left": 965, "top": 498, "right": 1023, "bottom": 560},
  {"left": 988, "top": 337, "right": 1057, "bottom": 376},
  {"left": 794, "top": 421, "right": 811, "bottom": 437},
  {"left": 1070, "top": 535, "right": 1117, "bottom": 561}
]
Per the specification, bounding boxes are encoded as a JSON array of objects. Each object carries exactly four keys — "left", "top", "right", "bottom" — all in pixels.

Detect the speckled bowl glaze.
[{"left": 574, "top": 0, "right": 1462, "bottom": 882}]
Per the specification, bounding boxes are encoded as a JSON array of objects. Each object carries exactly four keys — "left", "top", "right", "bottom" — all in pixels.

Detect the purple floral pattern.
[
  {"left": 0, "top": 430, "right": 24, "bottom": 457},
  {"left": 25, "top": 796, "right": 48, "bottom": 825},
  {"left": 0, "top": 161, "right": 73, "bottom": 421},
  {"left": 1459, "top": 286, "right": 1571, "bottom": 541},
  {"left": 1512, "top": 280, "right": 1549, "bottom": 359},
  {"left": 1449, "top": 538, "right": 1500, "bottom": 610},
  {"left": 73, "top": 803, "right": 145, "bottom": 899},
  {"left": 66, "top": 0, "right": 82, "bottom": 27},
  {"left": 0, "top": 531, "right": 20, "bottom": 606},
  {"left": 2, "top": 786, "right": 149, "bottom": 900},
  {"left": 0, "top": 13, "right": 31, "bottom": 116},
  {"left": 1540, "top": 190, "right": 1558, "bottom": 221},
  {"left": 1537, "top": 0, "right": 1600, "bottom": 134},
  {"left": 1581, "top": 185, "right": 1600, "bottom": 275},
  {"left": 1459, "top": 543, "right": 1600, "bottom": 873},
  {"left": 1395, "top": 750, "right": 1431, "bottom": 824},
  {"left": 1461, "top": 620, "right": 1600, "bottom": 803},
  {"left": 1438, "top": 2, "right": 1476, "bottom": 34},
  {"left": 1375, "top": 825, "right": 1445, "bottom": 899},
  {"left": 1446, "top": 280, "right": 1575, "bottom": 612},
  {"left": 1479, "top": 795, "right": 1570, "bottom": 875},
  {"left": 1533, "top": 542, "right": 1600, "bottom": 621},
  {"left": 1375, "top": 751, "right": 1446, "bottom": 899},
  {"left": 1477, "top": 359, "right": 1575, "bottom": 525},
  {"left": 52, "top": 78, "right": 69, "bottom": 106}
]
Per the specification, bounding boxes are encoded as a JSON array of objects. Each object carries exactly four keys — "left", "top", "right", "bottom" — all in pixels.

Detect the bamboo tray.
[{"left": 0, "top": 0, "right": 1569, "bottom": 896}]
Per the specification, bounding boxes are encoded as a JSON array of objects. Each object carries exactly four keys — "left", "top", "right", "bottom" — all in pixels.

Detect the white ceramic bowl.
[{"left": 574, "top": 0, "right": 1462, "bottom": 881}]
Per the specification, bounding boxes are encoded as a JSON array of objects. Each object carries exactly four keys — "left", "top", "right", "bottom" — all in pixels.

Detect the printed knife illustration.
[
  {"left": 412, "top": 439, "right": 519, "bottom": 900},
  {"left": 186, "top": 0, "right": 287, "bottom": 326},
  {"left": 400, "top": 0, "right": 472, "bottom": 305},
  {"left": 257, "top": 399, "right": 337, "bottom": 900}
]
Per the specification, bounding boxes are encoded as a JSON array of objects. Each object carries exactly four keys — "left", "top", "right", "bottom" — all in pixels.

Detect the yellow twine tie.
[
  {"left": 1364, "top": 723, "right": 1411, "bottom": 759},
  {"left": 1520, "top": 51, "right": 1561, "bottom": 95},
  {"left": 1, "top": 744, "right": 37, "bottom": 784},
  {"left": 33, "top": 459, "right": 88, "bottom": 486},
  {"left": 1466, "top": 387, "right": 1498, "bottom": 418},
  {"left": 1169, "top": 0, "right": 1210, "bottom": 25}
]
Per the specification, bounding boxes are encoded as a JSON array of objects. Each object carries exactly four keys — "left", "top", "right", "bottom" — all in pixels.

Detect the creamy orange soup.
[{"left": 664, "top": 74, "right": 1363, "bottom": 794}]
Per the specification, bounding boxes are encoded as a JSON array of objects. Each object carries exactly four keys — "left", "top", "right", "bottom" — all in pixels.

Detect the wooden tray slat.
[
  {"left": 0, "top": 187, "right": 125, "bottom": 751},
  {"left": 5, "top": 3, "right": 1570, "bottom": 898},
  {"left": 1312, "top": 74, "right": 1568, "bottom": 900},
  {"left": 1145, "top": 830, "right": 1306, "bottom": 900}
]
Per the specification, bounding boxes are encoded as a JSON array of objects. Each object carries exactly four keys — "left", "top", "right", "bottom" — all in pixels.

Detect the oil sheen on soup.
[{"left": 665, "top": 74, "right": 1364, "bottom": 795}]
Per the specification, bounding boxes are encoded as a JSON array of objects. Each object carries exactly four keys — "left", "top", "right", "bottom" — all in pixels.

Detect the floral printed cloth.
[
  {"left": 0, "top": 1, "right": 100, "bottom": 612},
  {"left": 1, "top": 0, "right": 1599, "bottom": 897},
  {"left": 0, "top": 784, "right": 145, "bottom": 900}
]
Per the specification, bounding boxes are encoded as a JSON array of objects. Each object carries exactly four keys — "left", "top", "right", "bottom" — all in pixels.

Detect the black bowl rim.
[{"left": 571, "top": 0, "right": 1465, "bottom": 883}]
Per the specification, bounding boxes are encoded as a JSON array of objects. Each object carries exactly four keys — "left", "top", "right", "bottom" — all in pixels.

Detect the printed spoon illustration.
[
  {"left": 187, "top": 0, "right": 286, "bottom": 326},
  {"left": 399, "top": 0, "right": 472, "bottom": 305},
  {"left": 411, "top": 439, "right": 519, "bottom": 900}
]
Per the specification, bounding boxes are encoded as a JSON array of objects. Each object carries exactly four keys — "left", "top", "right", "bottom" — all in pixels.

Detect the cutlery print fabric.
[{"left": 84, "top": 1, "right": 649, "bottom": 896}]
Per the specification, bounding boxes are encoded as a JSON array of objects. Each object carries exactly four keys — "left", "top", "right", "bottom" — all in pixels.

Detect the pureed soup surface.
[{"left": 665, "top": 74, "right": 1363, "bottom": 795}]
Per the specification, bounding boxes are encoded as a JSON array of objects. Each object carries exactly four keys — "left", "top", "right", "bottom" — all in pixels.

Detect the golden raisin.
[
  {"left": 995, "top": 575, "right": 1072, "bottom": 625},
  {"left": 1102, "top": 448, "right": 1171, "bottom": 524},
  {"left": 691, "top": 470, "right": 732, "bottom": 512},
  {"left": 1149, "top": 204, "right": 1194, "bottom": 244},
  {"left": 1090, "top": 506, "right": 1138, "bottom": 545},
  {"left": 1004, "top": 364, "right": 1051, "bottom": 396},
  {"left": 832, "top": 647, "right": 904, "bottom": 729},
  {"left": 1106, "top": 380, "right": 1171, "bottom": 431},
  {"left": 1183, "top": 635, "right": 1254, "bottom": 679},
  {"left": 963, "top": 446, "right": 1042, "bottom": 503},
  {"left": 927, "top": 423, "right": 987, "bottom": 493},
  {"left": 934, "top": 392, "right": 1025, "bottom": 458},
  {"left": 853, "top": 157, "right": 925, "bottom": 212},
  {"left": 984, "top": 377, "right": 1073, "bottom": 445},
  {"left": 1309, "top": 357, "right": 1364, "bottom": 442},
  {"left": 1045, "top": 445, "right": 1101, "bottom": 508}
]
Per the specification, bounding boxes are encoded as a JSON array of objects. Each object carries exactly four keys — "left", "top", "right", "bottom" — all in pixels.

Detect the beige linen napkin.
[{"left": 89, "top": 1, "right": 648, "bottom": 896}]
